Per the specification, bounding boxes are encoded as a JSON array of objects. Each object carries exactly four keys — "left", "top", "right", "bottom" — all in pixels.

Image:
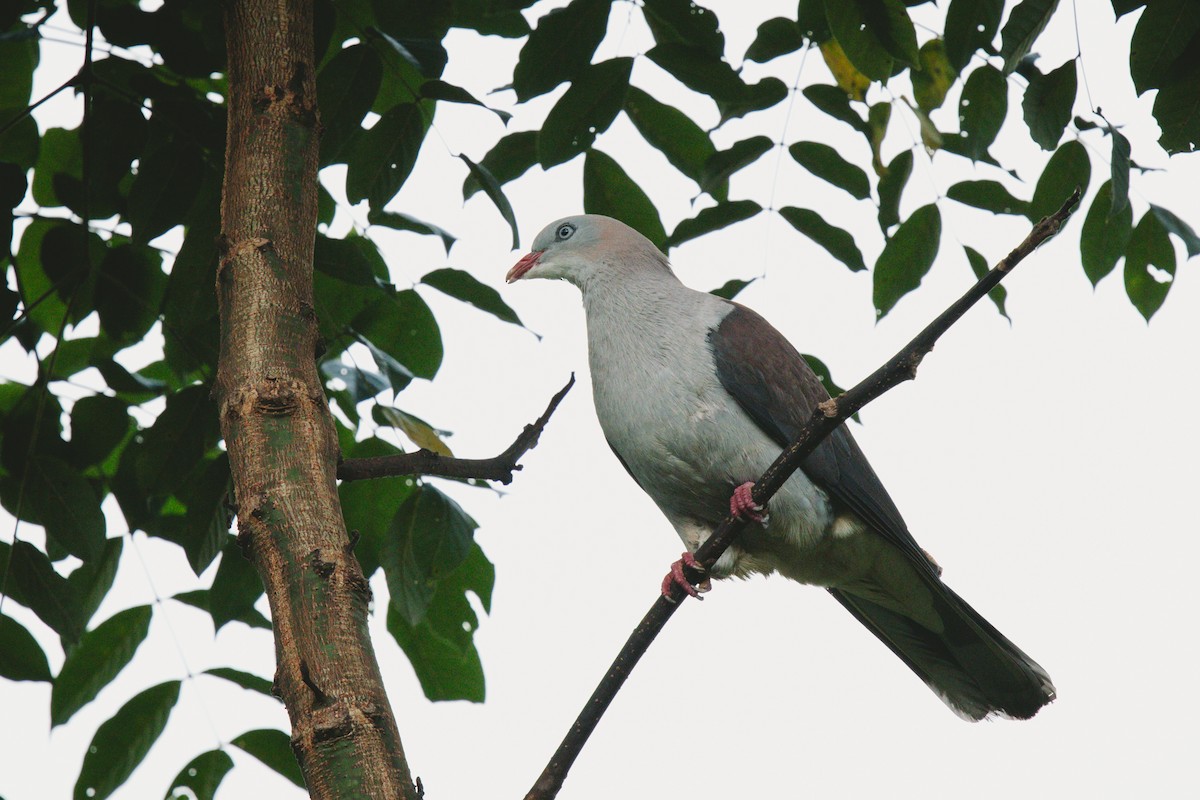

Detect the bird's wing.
[{"left": 709, "top": 303, "right": 936, "bottom": 574}]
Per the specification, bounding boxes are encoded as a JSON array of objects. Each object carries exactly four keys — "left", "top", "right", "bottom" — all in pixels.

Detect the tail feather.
[{"left": 829, "top": 575, "right": 1055, "bottom": 721}]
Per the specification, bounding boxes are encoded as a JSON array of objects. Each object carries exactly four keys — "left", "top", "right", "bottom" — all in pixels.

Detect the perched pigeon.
[{"left": 508, "top": 214, "right": 1055, "bottom": 721}]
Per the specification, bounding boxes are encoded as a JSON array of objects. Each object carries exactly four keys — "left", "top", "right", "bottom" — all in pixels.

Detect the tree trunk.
[{"left": 215, "top": 1, "right": 417, "bottom": 797}]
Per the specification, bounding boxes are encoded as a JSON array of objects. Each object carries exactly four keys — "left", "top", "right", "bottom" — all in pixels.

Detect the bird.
[{"left": 507, "top": 213, "right": 1055, "bottom": 721}]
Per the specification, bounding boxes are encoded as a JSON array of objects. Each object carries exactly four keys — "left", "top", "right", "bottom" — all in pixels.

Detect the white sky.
[{"left": 2, "top": 1, "right": 1198, "bottom": 799}]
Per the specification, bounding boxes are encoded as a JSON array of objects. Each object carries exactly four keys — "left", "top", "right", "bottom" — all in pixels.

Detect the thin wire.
[
  {"left": 758, "top": 44, "right": 812, "bottom": 282},
  {"left": 1072, "top": 0, "right": 1097, "bottom": 113}
]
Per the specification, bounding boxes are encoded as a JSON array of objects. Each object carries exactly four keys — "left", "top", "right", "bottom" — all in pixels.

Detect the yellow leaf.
[
  {"left": 912, "top": 39, "right": 956, "bottom": 112},
  {"left": 902, "top": 97, "right": 944, "bottom": 154},
  {"left": 819, "top": 39, "right": 870, "bottom": 102},
  {"left": 867, "top": 101, "right": 892, "bottom": 176},
  {"left": 378, "top": 407, "right": 454, "bottom": 457}
]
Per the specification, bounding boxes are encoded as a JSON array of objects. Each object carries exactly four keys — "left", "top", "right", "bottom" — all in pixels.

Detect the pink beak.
[{"left": 507, "top": 250, "right": 543, "bottom": 283}]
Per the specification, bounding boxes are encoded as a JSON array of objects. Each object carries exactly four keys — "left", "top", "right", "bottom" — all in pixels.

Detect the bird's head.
[{"left": 506, "top": 214, "right": 670, "bottom": 288}]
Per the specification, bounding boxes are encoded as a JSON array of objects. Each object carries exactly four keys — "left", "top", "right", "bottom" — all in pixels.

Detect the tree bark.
[{"left": 215, "top": 1, "right": 417, "bottom": 797}]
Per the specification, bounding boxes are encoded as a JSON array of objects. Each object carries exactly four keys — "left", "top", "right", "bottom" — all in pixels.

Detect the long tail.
[{"left": 829, "top": 573, "right": 1055, "bottom": 721}]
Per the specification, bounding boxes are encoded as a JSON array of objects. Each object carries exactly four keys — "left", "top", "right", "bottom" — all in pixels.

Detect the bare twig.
[
  {"left": 337, "top": 375, "right": 575, "bottom": 484},
  {"left": 524, "top": 189, "right": 1081, "bottom": 800}
]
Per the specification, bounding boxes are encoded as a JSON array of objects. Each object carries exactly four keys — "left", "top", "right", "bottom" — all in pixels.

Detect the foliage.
[{"left": 0, "top": 0, "right": 1197, "bottom": 796}]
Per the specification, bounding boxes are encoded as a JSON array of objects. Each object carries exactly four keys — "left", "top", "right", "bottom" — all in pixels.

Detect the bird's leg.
[
  {"left": 730, "top": 481, "right": 768, "bottom": 523},
  {"left": 661, "top": 552, "right": 711, "bottom": 602}
]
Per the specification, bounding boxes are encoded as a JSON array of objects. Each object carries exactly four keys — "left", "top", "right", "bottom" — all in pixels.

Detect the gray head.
[{"left": 506, "top": 214, "right": 671, "bottom": 289}]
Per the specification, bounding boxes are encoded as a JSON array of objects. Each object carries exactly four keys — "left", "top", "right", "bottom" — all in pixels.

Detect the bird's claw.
[
  {"left": 730, "top": 481, "right": 768, "bottom": 523},
  {"left": 661, "top": 551, "right": 711, "bottom": 602}
]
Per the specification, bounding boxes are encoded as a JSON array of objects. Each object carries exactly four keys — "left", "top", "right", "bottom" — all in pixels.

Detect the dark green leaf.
[
  {"left": 0, "top": 106, "right": 40, "bottom": 171},
  {"left": 95, "top": 243, "right": 168, "bottom": 344},
  {"left": 208, "top": 540, "right": 264, "bottom": 632},
  {"left": 745, "top": 17, "right": 805, "bottom": 63},
  {"left": 67, "top": 539, "right": 123, "bottom": 631},
  {"left": 644, "top": 42, "right": 746, "bottom": 100},
  {"left": 1022, "top": 59, "right": 1078, "bottom": 150},
  {"left": 230, "top": 729, "right": 304, "bottom": 788},
  {"left": 172, "top": 588, "right": 272, "bottom": 630},
  {"left": 802, "top": 84, "right": 869, "bottom": 135},
  {"left": 317, "top": 43, "right": 383, "bottom": 165},
  {"left": 26, "top": 456, "right": 106, "bottom": 562},
  {"left": 31, "top": 127, "right": 81, "bottom": 209},
  {"left": 1152, "top": 62, "right": 1200, "bottom": 154},
  {"left": 1149, "top": 204, "right": 1200, "bottom": 257},
  {"left": 313, "top": 233, "right": 379, "bottom": 286},
  {"left": 371, "top": 31, "right": 447, "bottom": 79},
  {"left": 0, "top": 35, "right": 37, "bottom": 108},
  {"left": 643, "top": 0, "right": 724, "bottom": 57},
  {"left": 777, "top": 206, "right": 867, "bottom": 271},
  {"left": 171, "top": 455, "right": 233, "bottom": 575},
  {"left": 859, "top": 0, "right": 920, "bottom": 65},
  {"left": 824, "top": 0, "right": 895, "bottom": 80},
  {"left": 420, "top": 79, "right": 512, "bottom": 122},
  {"left": 74, "top": 681, "right": 180, "bottom": 800},
  {"left": 944, "top": 0, "right": 1003, "bottom": 73},
  {"left": 624, "top": 87, "right": 718, "bottom": 192},
  {"left": 720, "top": 79, "right": 788, "bottom": 126},
  {"left": 163, "top": 750, "right": 234, "bottom": 800},
  {"left": 1109, "top": 127, "right": 1131, "bottom": 218},
  {"left": 700, "top": 136, "right": 774, "bottom": 197},
  {"left": 354, "top": 288, "right": 443, "bottom": 380},
  {"left": 1124, "top": 211, "right": 1176, "bottom": 320},
  {"left": 345, "top": 103, "right": 428, "bottom": 209},
  {"left": 162, "top": 199, "right": 220, "bottom": 377},
  {"left": 135, "top": 385, "right": 218, "bottom": 498},
  {"left": 459, "top": 154, "right": 520, "bottom": 249},
  {"left": 667, "top": 201, "right": 762, "bottom": 248},
  {"left": 873, "top": 204, "right": 941, "bottom": 317},
  {"left": 382, "top": 484, "right": 478, "bottom": 626},
  {"left": 1028, "top": 139, "right": 1090, "bottom": 223},
  {"left": 421, "top": 267, "right": 523, "bottom": 326},
  {"left": 538, "top": 58, "right": 633, "bottom": 167},
  {"left": 204, "top": 667, "right": 275, "bottom": 697},
  {"left": 956, "top": 64, "right": 1007, "bottom": 160},
  {"left": 353, "top": 334, "right": 414, "bottom": 394},
  {"left": 946, "top": 180, "right": 1030, "bottom": 215},
  {"left": 368, "top": 210, "right": 456, "bottom": 254},
  {"left": 802, "top": 353, "right": 848, "bottom": 397},
  {"left": 52, "top": 605, "right": 152, "bottom": 727},
  {"left": 1081, "top": 181, "right": 1133, "bottom": 285},
  {"left": 963, "top": 245, "right": 1009, "bottom": 318},
  {"left": 877, "top": 149, "right": 913, "bottom": 232},
  {"left": 125, "top": 134, "right": 204, "bottom": 243},
  {"left": 789, "top": 141, "right": 871, "bottom": 200},
  {"left": 999, "top": 0, "right": 1062, "bottom": 74},
  {"left": 1129, "top": 0, "right": 1200, "bottom": 95},
  {"left": 511, "top": 0, "right": 611, "bottom": 102},
  {"left": 1112, "top": 0, "right": 1145, "bottom": 18},
  {"left": 340, "top": 443, "right": 416, "bottom": 578},
  {"left": 0, "top": 613, "right": 51, "bottom": 681},
  {"left": 461, "top": 131, "right": 538, "bottom": 201},
  {"left": 709, "top": 278, "right": 755, "bottom": 300},
  {"left": 797, "top": 0, "right": 832, "bottom": 41},
  {"left": 583, "top": 150, "right": 668, "bottom": 251}
]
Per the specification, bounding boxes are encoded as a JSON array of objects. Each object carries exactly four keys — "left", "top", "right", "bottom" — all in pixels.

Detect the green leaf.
[
  {"left": 824, "top": 0, "right": 895, "bottom": 80},
  {"left": 135, "top": 384, "right": 218, "bottom": 498},
  {"left": 511, "top": 0, "right": 611, "bottom": 102},
  {"left": 1028, "top": 139, "right": 1090, "bottom": 223},
  {"left": 1022, "top": 59, "right": 1078, "bottom": 150},
  {"left": 1081, "top": 181, "right": 1133, "bottom": 285},
  {"left": 643, "top": 0, "right": 725, "bottom": 57},
  {"left": 583, "top": 150, "right": 668, "bottom": 251},
  {"left": 74, "top": 681, "right": 181, "bottom": 800},
  {"left": 745, "top": 17, "right": 805, "bottom": 63},
  {"left": 230, "top": 729, "right": 305, "bottom": 788},
  {"left": 0, "top": 35, "right": 37, "bottom": 108},
  {"left": 67, "top": 539, "right": 123, "bottom": 632},
  {"left": 374, "top": 407, "right": 453, "bottom": 456},
  {"left": 777, "top": 206, "right": 867, "bottom": 272},
  {"left": 867, "top": 101, "right": 893, "bottom": 173},
  {"left": 700, "top": 136, "right": 774, "bottom": 197},
  {"left": 163, "top": 750, "right": 235, "bottom": 800},
  {"left": 368, "top": 210, "right": 456, "bottom": 254},
  {"left": 956, "top": 64, "right": 1007, "bottom": 160},
  {"left": 354, "top": 288, "right": 443, "bottom": 380},
  {"left": 204, "top": 667, "right": 275, "bottom": 697},
  {"left": 1129, "top": 0, "right": 1200, "bottom": 95},
  {"left": 538, "top": 58, "right": 633, "bottom": 167},
  {"left": 999, "top": 0, "right": 1062, "bottom": 74},
  {"left": 624, "top": 87, "right": 718, "bottom": 192},
  {"left": 873, "top": 204, "right": 941, "bottom": 318},
  {"left": 420, "top": 79, "right": 512, "bottom": 123},
  {"left": 710, "top": 278, "right": 756, "bottom": 300},
  {"left": 345, "top": 103, "right": 427, "bottom": 209},
  {"left": 421, "top": 267, "right": 523, "bottom": 326},
  {"left": 171, "top": 454, "right": 233, "bottom": 576},
  {"left": 912, "top": 39, "right": 956, "bottom": 112},
  {"left": 0, "top": 612, "right": 51, "bottom": 682},
  {"left": 354, "top": 334, "right": 415, "bottom": 394},
  {"left": 1108, "top": 127, "right": 1131, "bottom": 218},
  {"left": 27, "top": 456, "right": 106, "bottom": 561},
  {"left": 1149, "top": 204, "right": 1200, "bottom": 258},
  {"left": 317, "top": 43, "right": 383, "bottom": 165},
  {"left": 944, "top": 0, "right": 1003, "bottom": 73},
  {"left": 859, "top": 0, "right": 920, "bottom": 66},
  {"left": 0, "top": 105, "right": 40, "bottom": 171},
  {"left": 382, "top": 484, "right": 478, "bottom": 626},
  {"left": 788, "top": 141, "right": 871, "bottom": 200},
  {"left": 339, "top": 445, "right": 416, "bottom": 578},
  {"left": 461, "top": 131, "right": 538, "bottom": 201},
  {"left": 802, "top": 84, "right": 869, "bottom": 135},
  {"left": 172, "top": 588, "right": 272, "bottom": 630},
  {"left": 802, "top": 353, "right": 848, "bottom": 397},
  {"left": 713, "top": 79, "right": 784, "bottom": 127},
  {"left": 1152, "top": 62, "right": 1200, "bottom": 154},
  {"left": 52, "top": 605, "right": 153, "bottom": 727},
  {"left": 963, "top": 245, "right": 1009, "bottom": 318},
  {"left": 313, "top": 233, "right": 383, "bottom": 286},
  {"left": 667, "top": 201, "right": 762, "bottom": 248},
  {"left": 95, "top": 243, "right": 168, "bottom": 344},
  {"left": 877, "top": 149, "right": 913, "bottom": 232},
  {"left": 459, "top": 154, "right": 520, "bottom": 249},
  {"left": 31, "top": 127, "right": 81, "bottom": 209},
  {"left": 1124, "top": 211, "right": 1176, "bottom": 320},
  {"left": 946, "top": 180, "right": 1030, "bottom": 216},
  {"left": 644, "top": 42, "right": 745, "bottom": 100},
  {"left": 208, "top": 540, "right": 264, "bottom": 632},
  {"left": 125, "top": 134, "right": 205, "bottom": 243}
]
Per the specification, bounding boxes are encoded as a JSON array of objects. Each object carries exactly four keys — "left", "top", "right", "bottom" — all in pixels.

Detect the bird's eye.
[{"left": 556, "top": 223, "right": 575, "bottom": 240}]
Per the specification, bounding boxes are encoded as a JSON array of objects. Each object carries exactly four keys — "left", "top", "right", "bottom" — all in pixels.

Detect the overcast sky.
[{"left": 2, "top": 2, "right": 1198, "bottom": 799}]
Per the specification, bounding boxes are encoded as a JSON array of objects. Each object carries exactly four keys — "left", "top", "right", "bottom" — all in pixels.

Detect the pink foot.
[
  {"left": 661, "top": 552, "right": 710, "bottom": 602},
  {"left": 730, "top": 481, "right": 767, "bottom": 523}
]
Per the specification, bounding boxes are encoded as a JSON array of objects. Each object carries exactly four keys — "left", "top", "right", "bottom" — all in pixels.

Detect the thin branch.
[
  {"left": 337, "top": 375, "right": 575, "bottom": 484},
  {"left": 524, "top": 189, "right": 1082, "bottom": 800}
]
